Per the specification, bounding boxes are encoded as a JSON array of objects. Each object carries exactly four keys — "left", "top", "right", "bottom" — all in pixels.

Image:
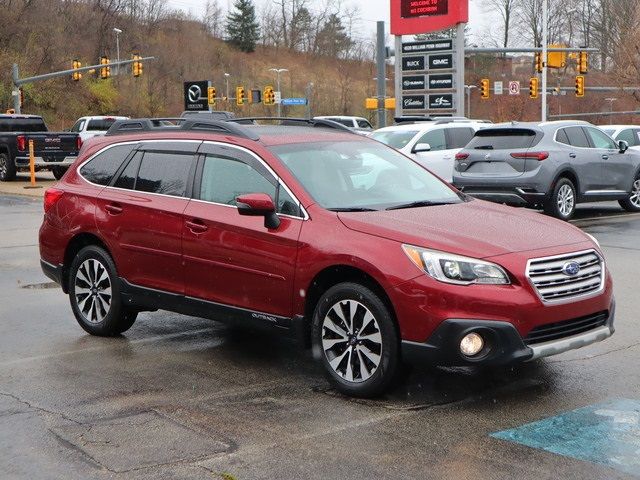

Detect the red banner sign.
[{"left": 391, "top": 0, "right": 468, "bottom": 35}]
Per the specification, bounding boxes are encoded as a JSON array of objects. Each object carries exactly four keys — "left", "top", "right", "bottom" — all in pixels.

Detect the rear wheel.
[
  {"left": 0, "top": 152, "right": 16, "bottom": 181},
  {"left": 68, "top": 246, "right": 137, "bottom": 336},
  {"left": 619, "top": 176, "right": 640, "bottom": 212},
  {"left": 544, "top": 178, "right": 576, "bottom": 220},
  {"left": 52, "top": 166, "right": 67, "bottom": 180},
  {"left": 312, "top": 282, "right": 399, "bottom": 398}
]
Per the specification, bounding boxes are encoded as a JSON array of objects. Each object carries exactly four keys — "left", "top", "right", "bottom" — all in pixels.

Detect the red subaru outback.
[{"left": 39, "top": 118, "right": 615, "bottom": 397}]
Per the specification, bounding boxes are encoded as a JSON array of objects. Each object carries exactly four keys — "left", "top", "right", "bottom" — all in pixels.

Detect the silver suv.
[{"left": 452, "top": 121, "right": 640, "bottom": 220}]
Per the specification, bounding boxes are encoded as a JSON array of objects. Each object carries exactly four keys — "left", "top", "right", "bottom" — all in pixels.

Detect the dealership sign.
[{"left": 391, "top": 0, "right": 468, "bottom": 35}]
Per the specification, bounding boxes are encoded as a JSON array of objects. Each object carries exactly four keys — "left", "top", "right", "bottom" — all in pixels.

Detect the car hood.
[{"left": 338, "top": 199, "right": 590, "bottom": 259}]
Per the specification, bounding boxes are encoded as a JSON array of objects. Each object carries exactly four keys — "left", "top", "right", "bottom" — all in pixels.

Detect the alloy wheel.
[
  {"left": 321, "top": 300, "right": 382, "bottom": 383},
  {"left": 0, "top": 156, "right": 6, "bottom": 179},
  {"left": 630, "top": 179, "right": 640, "bottom": 208},
  {"left": 74, "top": 259, "right": 112, "bottom": 324},
  {"left": 557, "top": 184, "right": 575, "bottom": 217}
]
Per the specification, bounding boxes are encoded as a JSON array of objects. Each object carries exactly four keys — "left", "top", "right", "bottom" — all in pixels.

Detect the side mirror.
[
  {"left": 619, "top": 140, "right": 629, "bottom": 153},
  {"left": 412, "top": 143, "right": 431, "bottom": 153},
  {"left": 236, "top": 193, "right": 280, "bottom": 229}
]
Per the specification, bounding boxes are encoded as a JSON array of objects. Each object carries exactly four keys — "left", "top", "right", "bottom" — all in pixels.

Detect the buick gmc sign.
[
  {"left": 402, "top": 56, "right": 425, "bottom": 72},
  {"left": 428, "top": 54, "right": 453, "bottom": 70}
]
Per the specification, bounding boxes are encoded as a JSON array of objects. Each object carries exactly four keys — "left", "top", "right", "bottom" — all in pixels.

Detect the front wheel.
[
  {"left": 312, "top": 282, "right": 399, "bottom": 398},
  {"left": 619, "top": 176, "right": 640, "bottom": 212},
  {"left": 68, "top": 245, "right": 137, "bottom": 336},
  {"left": 544, "top": 178, "right": 576, "bottom": 220},
  {"left": 0, "top": 152, "right": 16, "bottom": 181}
]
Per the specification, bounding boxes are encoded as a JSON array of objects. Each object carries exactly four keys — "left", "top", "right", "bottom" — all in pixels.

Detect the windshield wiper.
[
  {"left": 328, "top": 207, "right": 379, "bottom": 212},
  {"left": 386, "top": 200, "right": 456, "bottom": 210}
]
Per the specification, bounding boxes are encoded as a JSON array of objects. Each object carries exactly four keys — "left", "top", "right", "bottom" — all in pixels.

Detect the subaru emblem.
[{"left": 562, "top": 261, "right": 581, "bottom": 277}]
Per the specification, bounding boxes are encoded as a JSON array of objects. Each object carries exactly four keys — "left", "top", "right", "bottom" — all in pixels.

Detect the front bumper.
[
  {"left": 15, "top": 155, "right": 77, "bottom": 168},
  {"left": 402, "top": 302, "right": 615, "bottom": 366}
]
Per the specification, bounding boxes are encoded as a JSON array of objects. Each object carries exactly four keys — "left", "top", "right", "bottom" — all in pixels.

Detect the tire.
[
  {"left": 52, "top": 166, "right": 67, "bottom": 180},
  {"left": 0, "top": 152, "right": 16, "bottom": 181},
  {"left": 618, "top": 175, "right": 640, "bottom": 212},
  {"left": 312, "top": 282, "right": 399, "bottom": 398},
  {"left": 544, "top": 177, "right": 576, "bottom": 220},
  {"left": 68, "top": 245, "right": 137, "bottom": 336}
]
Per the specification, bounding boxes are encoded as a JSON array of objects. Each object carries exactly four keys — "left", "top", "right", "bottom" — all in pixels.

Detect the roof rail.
[
  {"left": 227, "top": 117, "right": 356, "bottom": 134},
  {"left": 105, "top": 117, "right": 260, "bottom": 141}
]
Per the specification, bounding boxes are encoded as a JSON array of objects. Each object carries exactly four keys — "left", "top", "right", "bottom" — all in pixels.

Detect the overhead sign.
[
  {"left": 281, "top": 98, "right": 307, "bottom": 106},
  {"left": 391, "top": 0, "right": 469, "bottom": 35},
  {"left": 402, "top": 95, "right": 426, "bottom": 110},
  {"left": 428, "top": 53, "right": 453, "bottom": 70},
  {"left": 509, "top": 80, "right": 521, "bottom": 95},
  {"left": 401, "top": 39, "right": 453, "bottom": 54},
  {"left": 401, "top": 0, "right": 448, "bottom": 18},
  {"left": 494, "top": 81, "right": 504, "bottom": 95},
  {"left": 183, "top": 81, "right": 209, "bottom": 111},
  {"left": 429, "top": 93, "right": 454, "bottom": 109},
  {"left": 402, "top": 56, "right": 425, "bottom": 71},
  {"left": 403, "top": 75, "right": 426, "bottom": 90}
]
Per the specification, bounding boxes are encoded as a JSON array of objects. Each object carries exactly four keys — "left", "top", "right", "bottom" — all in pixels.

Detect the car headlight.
[{"left": 402, "top": 245, "right": 510, "bottom": 285}]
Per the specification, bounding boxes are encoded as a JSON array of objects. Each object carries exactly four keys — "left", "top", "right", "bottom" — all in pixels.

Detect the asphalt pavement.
[{"left": 1, "top": 193, "right": 639, "bottom": 480}]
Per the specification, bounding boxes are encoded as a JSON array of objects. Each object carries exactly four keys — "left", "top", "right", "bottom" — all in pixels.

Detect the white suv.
[
  {"left": 370, "top": 120, "right": 489, "bottom": 181},
  {"left": 314, "top": 116, "right": 373, "bottom": 134},
  {"left": 70, "top": 116, "right": 129, "bottom": 142},
  {"left": 601, "top": 125, "right": 640, "bottom": 151}
]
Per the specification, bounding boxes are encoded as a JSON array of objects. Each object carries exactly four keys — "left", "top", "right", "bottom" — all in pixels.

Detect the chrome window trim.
[{"left": 525, "top": 249, "right": 605, "bottom": 305}]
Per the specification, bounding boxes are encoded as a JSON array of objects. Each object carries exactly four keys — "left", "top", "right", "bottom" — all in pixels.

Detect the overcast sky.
[{"left": 165, "top": 0, "right": 490, "bottom": 44}]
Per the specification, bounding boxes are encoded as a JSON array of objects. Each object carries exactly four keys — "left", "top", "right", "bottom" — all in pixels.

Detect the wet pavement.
[{"left": 1, "top": 194, "right": 639, "bottom": 479}]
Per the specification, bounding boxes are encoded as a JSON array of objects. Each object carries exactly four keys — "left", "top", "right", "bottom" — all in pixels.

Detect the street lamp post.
[
  {"left": 224, "top": 72, "right": 230, "bottom": 105},
  {"left": 605, "top": 97, "right": 617, "bottom": 124},
  {"left": 113, "top": 28, "right": 122, "bottom": 76},
  {"left": 464, "top": 85, "right": 477, "bottom": 118},
  {"left": 541, "top": 0, "right": 548, "bottom": 121},
  {"left": 268, "top": 68, "right": 288, "bottom": 117}
]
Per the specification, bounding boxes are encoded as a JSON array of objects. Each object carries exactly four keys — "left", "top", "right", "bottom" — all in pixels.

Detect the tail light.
[
  {"left": 510, "top": 151, "right": 549, "bottom": 161},
  {"left": 455, "top": 152, "right": 469, "bottom": 160},
  {"left": 17, "top": 135, "right": 26, "bottom": 151},
  {"left": 44, "top": 188, "right": 64, "bottom": 213},
  {"left": 76, "top": 136, "right": 83, "bottom": 151}
]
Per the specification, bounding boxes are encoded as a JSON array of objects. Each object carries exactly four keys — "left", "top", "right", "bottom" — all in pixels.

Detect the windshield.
[
  {"left": 370, "top": 130, "right": 418, "bottom": 149},
  {"left": 466, "top": 128, "right": 540, "bottom": 150},
  {"left": 269, "top": 141, "right": 464, "bottom": 211}
]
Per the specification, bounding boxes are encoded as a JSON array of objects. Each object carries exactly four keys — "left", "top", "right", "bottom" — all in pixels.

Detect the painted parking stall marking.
[{"left": 491, "top": 399, "right": 640, "bottom": 476}]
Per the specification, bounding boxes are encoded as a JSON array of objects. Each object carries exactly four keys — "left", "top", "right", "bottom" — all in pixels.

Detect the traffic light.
[
  {"left": 208, "top": 86, "right": 217, "bottom": 106},
  {"left": 480, "top": 78, "right": 490, "bottom": 99},
  {"left": 236, "top": 86, "right": 245, "bottom": 105},
  {"left": 72, "top": 60, "right": 82, "bottom": 81},
  {"left": 132, "top": 54, "right": 143, "bottom": 77},
  {"left": 575, "top": 75, "right": 585, "bottom": 97},
  {"left": 578, "top": 51, "right": 588, "bottom": 74},
  {"left": 100, "top": 56, "right": 111, "bottom": 79},
  {"left": 534, "top": 51, "right": 543, "bottom": 73},
  {"left": 529, "top": 77, "right": 539, "bottom": 99},
  {"left": 263, "top": 85, "right": 275, "bottom": 105}
]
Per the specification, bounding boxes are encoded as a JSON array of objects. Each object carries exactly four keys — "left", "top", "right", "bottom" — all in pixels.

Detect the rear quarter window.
[
  {"left": 79, "top": 144, "right": 135, "bottom": 186},
  {"left": 466, "top": 128, "right": 540, "bottom": 150},
  {"left": 87, "top": 119, "right": 118, "bottom": 131}
]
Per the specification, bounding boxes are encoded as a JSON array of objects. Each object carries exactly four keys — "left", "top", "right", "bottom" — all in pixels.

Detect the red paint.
[
  {"left": 391, "top": 0, "right": 469, "bottom": 36},
  {"left": 39, "top": 128, "right": 612, "bottom": 345}
]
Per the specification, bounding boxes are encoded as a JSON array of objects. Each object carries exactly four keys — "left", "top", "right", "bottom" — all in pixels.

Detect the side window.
[
  {"left": 635, "top": 130, "right": 640, "bottom": 146},
  {"left": 135, "top": 152, "right": 193, "bottom": 197},
  {"left": 564, "top": 127, "right": 590, "bottom": 148},
  {"left": 556, "top": 128, "right": 570, "bottom": 145},
  {"left": 586, "top": 127, "right": 617, "bottom": 149},
  {"left": 70, "top": 120, "right": 85, "bottom": 133},
  {"left": 616, "top": 129, "right": 636, "bottom": 146},
  {"left": 200, "top": 154, "right": 276, "bottom": 206},
  {"left": 416, "top": 129, "right": 446, "bottom": 151},
  {"left": 357, "top": 119, "right": 372, "bottom": 129},
  {"left": 277, "top": 186, "right": 301, "bottom": 216},
  {"left": 113, "top": 152, "right": 142, "bottom": 190},
  {"left": 79, "top": 144, "right": 134, "bottom": 185},
  {"left": 447, "top": 128, "right": 474, "bottom": 148}
]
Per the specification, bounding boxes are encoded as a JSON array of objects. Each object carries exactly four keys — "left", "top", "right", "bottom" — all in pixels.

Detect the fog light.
[{"left": 460, "top": 332, "right": 484, "bottom": 357}]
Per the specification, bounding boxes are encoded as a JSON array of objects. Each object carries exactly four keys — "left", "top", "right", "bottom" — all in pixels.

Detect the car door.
[
  {"left": 410, "top": 127, "right": 451, "bottom": 179},
  {"left": 95, "top": 141, "right": 199, "bottom": 294},
  {"left": 584, "top": 126, "right": 630, "bottom": 191},
  {"left": 181, "top": 142, "right": 303, "bottom": 318},
  {"left": 560, "top": 126, "right": 602, "bottom": 192}
]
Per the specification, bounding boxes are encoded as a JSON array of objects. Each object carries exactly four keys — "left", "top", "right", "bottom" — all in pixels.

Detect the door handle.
[
  {"left": 569, "top": 153, "right": 576, "bottom": 158},
  {"left": 186, "top": 219, "right": 208, "bottom": 234},
  {"left": 105, "top": 204, "right": 123, "bottom": 215},
  {"left": 602, "top": 154, "right": 609, "bottom": 160}
]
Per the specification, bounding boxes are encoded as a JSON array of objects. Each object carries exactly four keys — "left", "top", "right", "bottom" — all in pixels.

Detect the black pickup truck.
[{"left": 0, "top": 114, "right": 80, "bottom": 181}]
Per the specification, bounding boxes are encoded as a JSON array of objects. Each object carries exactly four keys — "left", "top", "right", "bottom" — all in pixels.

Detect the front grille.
[
  {"left": 524, "top": 311, "right": 608, "bottom": 345},
  {"left": 527, "top": 250, "right": 604, "bottom": 302}
]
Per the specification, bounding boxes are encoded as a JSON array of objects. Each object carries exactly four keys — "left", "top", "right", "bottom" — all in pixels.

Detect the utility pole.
[
  {"left": 541, "top": 0, "right": 548, "bottom": 121},
  {"left": 224, "top": 72, "right": 230, "bottom": 105},
  {"left": 114, "top": 28, "right": 122, "bottom": 76},
  {"left": 269, "top": 68, "right": 288, "bottom": 117},
  {"left": 465, "top": 85, "right": 477, "bottom": 117},
  {"left": 376, "top": 21, "right": 387, "bottom": 128},
  {"left": 305, "top": 82, "right": 314, "bottom": 119}
]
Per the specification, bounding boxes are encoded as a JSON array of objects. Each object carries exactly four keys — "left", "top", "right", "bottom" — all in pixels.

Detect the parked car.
[
  {"left": 600, "top": 125, "right": 640, "bottom": 151},
  {"left": 0, "top": 114, "right": 80, "bottom": 181},
  {"left": 40, "top": 117, "right": 614, "bottom": 397},
  {"left": 452, "top": 121, "right": 640, "bottom": 220},
  {"left": 314, "top": 116, "right": 373, "bottom": 134},
  {"left": 70, "top": 116, "right": 129, "bottom": 142},
  {"left": 370, "top": 120, "right": 488, "bottom": 181}
]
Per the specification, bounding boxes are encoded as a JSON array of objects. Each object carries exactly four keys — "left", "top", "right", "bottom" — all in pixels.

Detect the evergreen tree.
[{"left": 225, "top": 0, "right": 261, "bottom": 53}]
